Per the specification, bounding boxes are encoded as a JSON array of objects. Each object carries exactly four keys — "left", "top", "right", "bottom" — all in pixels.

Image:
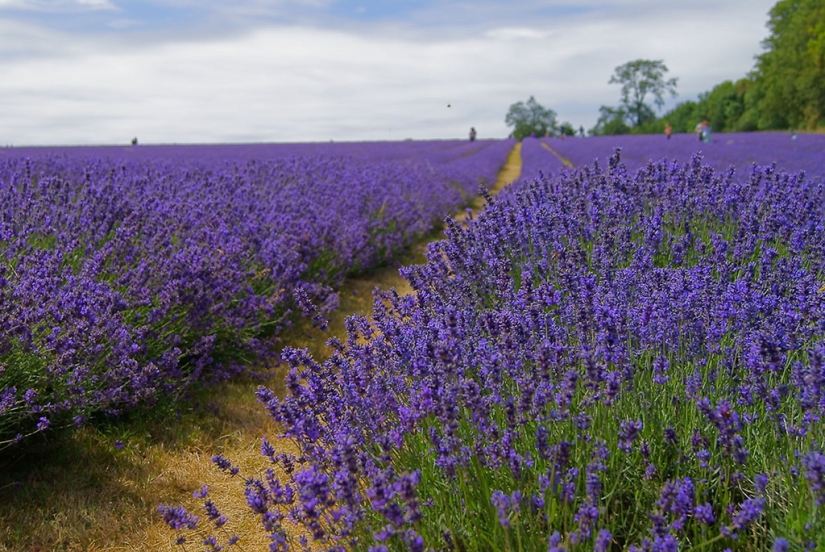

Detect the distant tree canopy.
[
  {"left": 508, "top": 1, "right": 823, "bottom": 139},
  {"left": 753, "top": 0, "right": 825, "bottom": 129},
  {"left": 629, "top": 0, "right": 825, "bottom": 135},
  {"left": 591, "top": 59, "right": 678, "bottom": 136},
  {"left": 610, "top": 59, "right": 678, "bottom": 127},
  {"left": 558, "top": 121, "right": 576, "bottom": 136},
  {"left": 505, "top": 96, "right": 558, "bottom": 140},
  {"left": 591, "top": 106, "right": 631, "bottom": 136}
]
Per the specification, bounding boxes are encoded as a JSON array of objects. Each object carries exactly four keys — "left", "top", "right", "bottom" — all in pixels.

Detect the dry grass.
[{"left": 0, "top": 143, "right": 522, "bottom": 552}]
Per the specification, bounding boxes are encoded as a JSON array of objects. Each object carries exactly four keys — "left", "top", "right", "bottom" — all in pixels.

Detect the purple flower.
[
  {"left": 618, "top": 419, "right": 644, "bottom": 453},
  {"left": 595, "top": 529, "right": 612, "bottom": 552},
  {"left": 211, "top": 454, "right": 240, "bottom": 476},
  {"left": 490, "top": 490, "right": 521, "bottom": 528},
  {"left": 772, "top": 538, "right": 790, "bottom": 552},
  {"left": 723, "top": 497, "right": 765, "bottom": 537},
  {"left": 754, "top": 473, "right": 769, "bottom": 495},
  {"left": 244, "top": 478, "right": 269, "bottom": 514},
  {"left": 695, "top": 502, "right": 715, "bottom": 525},
  {"left": 204, "top": 500, "right": 228, "bottom": 527},
  {"left": 802, "top": 452, "right": 825, "bottom": 506},
  {"left": 157, "top": 504, "right": 200, "bottom": 530}
]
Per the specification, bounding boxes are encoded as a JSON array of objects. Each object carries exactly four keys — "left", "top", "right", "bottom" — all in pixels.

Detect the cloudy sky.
[{"left": 0, "top": 0, "right": 776, "bottom": 146}]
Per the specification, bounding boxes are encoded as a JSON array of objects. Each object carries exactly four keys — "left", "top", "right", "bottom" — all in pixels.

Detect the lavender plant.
[
  {"left": 543, "top": 132, "right": 825, "bottom": 177},
  {"left": 0, "top": 140, "right": 513, "bottom": 447},
  {"left": 179, "top": 145, "right": 825, "bottom": 550}
]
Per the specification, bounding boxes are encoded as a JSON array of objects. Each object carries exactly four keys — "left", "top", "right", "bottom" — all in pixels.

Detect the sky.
[{"left": 0, "top": 0, "right": 777, "bottom": 146}]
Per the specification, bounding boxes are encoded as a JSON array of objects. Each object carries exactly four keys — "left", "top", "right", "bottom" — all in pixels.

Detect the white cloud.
[
  {"left": 0, "top": 0, "right": 115, "bottom": 10},
  {"left": 485, "top": 27, "right": 549, "bottom": 41},
  {"left": 0, "top": 1, "right": 776, "bottom": 145}
]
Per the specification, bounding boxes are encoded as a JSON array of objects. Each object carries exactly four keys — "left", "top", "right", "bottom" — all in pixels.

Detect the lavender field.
[
  {"left": 543, "top": 132, "right": 825, "bottom": 177},
  {"left": 157, "top": 133, "right": 825, "bottom": 551},
  {"left": 0, "top": 140, "right": 512, "bottom": 448}
]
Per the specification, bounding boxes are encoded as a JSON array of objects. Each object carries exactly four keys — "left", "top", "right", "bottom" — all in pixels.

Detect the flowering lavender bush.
[
  {"left": 0, "top": 140, "right": 512, "bottom": 447},
  {"left": 175, "top": 144, "right": 825, "bottom": 550},
  {"left": 517, "top": 137, "right": 567, "bottom": 183},
  {"left": 543, "top": 132, "right": 825, "bottom": 177}
]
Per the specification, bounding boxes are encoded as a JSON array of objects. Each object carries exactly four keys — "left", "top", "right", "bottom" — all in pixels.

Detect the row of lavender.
[
  {"left": 543, "top": 131, "right": 825, "bottom": 177},
  {"left": 174, "top": 138, "right": 825, "bottom": 550},
  {"left": 0, "top": 139, "right": 513, "bottom": 448}
]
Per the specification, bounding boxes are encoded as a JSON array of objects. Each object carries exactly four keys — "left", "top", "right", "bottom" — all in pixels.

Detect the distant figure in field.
[
  {"left": 695, "top": 120, "right": 712, "bottom": 142},
  {"left": 664, "top": 123, "right": 673, "bottom": 140},
  {"left": 579, "top": 125, "right": 585, "bottom": 138},
  {"left": 469, "top": 127, "right": 477, "bottom": 141},
  {"left": 699, "top": 120, "right": 712, "bottom": 143}
]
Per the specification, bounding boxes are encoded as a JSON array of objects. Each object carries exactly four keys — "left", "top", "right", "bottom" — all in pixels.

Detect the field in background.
[{"left": 3, "top": 132, "right": 825, "bottom": 551}]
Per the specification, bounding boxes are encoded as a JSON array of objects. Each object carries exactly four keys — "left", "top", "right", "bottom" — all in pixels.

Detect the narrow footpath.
[
  {"left": 541, "top": 141, "right": 574, "bottom": 169},
  {"left": 0, "top": 143, "right": 523, "bottom": 552}
]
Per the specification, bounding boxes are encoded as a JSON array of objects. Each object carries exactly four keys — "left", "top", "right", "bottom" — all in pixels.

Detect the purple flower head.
[
  {"left": 653, "top": 355, "right": 670, "bottom": 385},
  {"left": 211, "top": 454, "right": 240, "bottom": 476},
  {"left": 244, "top": 478, "right": 269, "bottom": 514},
  {"left": 695, "top": 502, "right": 715, "bottom": 525},
  {"left": 490, "top": 490, "right": 521, "bottom": 528},
  {"left": 595, "top": 529, "right": 612, "bottom": 552},
  {"left": 725, "top": 497, "right": 765, "bottom": 536},
  {"left": 573, "top": 503, "right": 599, "bottom": 541},
  {"left": 802, "top": 451, "right": 825, "bottom": 506},
  {"left": 772, "top": 538, "right": 790, "bottom": 552},
  {"left": 204, "top": 500, "right": 228, "bottom": 527},
  {"left": 754, "top": 473, "right": 769, "bottom": 495},
  {"left": 261, "top": 437, "right": 276, "bottom": 458},
  {"left": 618, "top": 419, "right": 644, "bottom": 453},
  {"left": 36, "top": 417, "right": 50, "bottom": 431},
  {"left": 651, "top": 534, "right": 679, "bottom": 552},
  {"left": 403, "top": 529, "right": 425, "bottom": 552},
  {"left": 157, "top": 504, "right": 200, "bottom": 530}
]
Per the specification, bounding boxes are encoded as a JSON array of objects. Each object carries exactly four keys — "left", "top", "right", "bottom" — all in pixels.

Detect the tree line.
[{"left": 506, "top": 0, "right": 824, "bottom": 138}]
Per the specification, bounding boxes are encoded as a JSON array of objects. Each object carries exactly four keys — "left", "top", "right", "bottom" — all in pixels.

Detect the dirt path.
[
  {"left": 0, "top": 143, "right": 523, "bottom": 552},
  {"left": 541, "top": 141, "right": 574, "bottom": 169}
]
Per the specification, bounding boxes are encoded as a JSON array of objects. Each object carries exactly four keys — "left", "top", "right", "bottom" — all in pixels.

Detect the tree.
[
  {"left": 505, "top": 96, "right": 558, "bottom": 140},
  {"left": 559, "top": 122, "right": 576, "bottom": 136},
  {"left": 609, "top": 59, "right": 678, "bottom": 127},
  {"left": 752, "top": 0, "right": 825, "bottom": 129},
  {"left": 590, "top": 106, "right": 630, "bottom": 136}
]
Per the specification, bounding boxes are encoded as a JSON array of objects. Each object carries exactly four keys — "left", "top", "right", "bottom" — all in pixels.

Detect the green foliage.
[
  {"left": 559, "top": 122, "right": 576, "bottom": 136},
  {"left": 752, "top": 0, "right": 825, "bottom": 129},
  {"left": 638, "top": 0, "right": 825, "bottom": 134},
  {"left": 504, "top": 96, "right": 558, "bottom": 140},
  {"left": 608, "top": 59, "right": 678, "bottom": 128},
  {"left": 652, "top": 79, "right": 760, "bottom": 135},
  {"left": 590, "top": 106, "right": 631, "bottom": 136}
]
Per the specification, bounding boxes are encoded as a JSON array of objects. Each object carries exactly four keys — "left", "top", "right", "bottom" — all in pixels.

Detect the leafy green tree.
[
  {"left": 649, "top": 100, "right": 700, "bottom": 134},
  {"left": 752, "top": 0, "right": 825, "bottom": 129},
  {"left": 590, "top": 106, "right": 630, "bottom": 136},
  {"left": 505, "top": 96, "right": 558, "bottom": 140},
  {"left": 609, "top": 59, "right": 679, "bottom": 127},
  {"left": 559, "top": 122, "right": 576, "bottom": 136}
]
